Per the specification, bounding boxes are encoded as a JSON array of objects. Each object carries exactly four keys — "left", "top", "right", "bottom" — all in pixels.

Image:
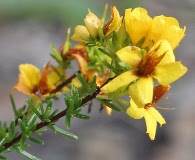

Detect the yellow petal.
[
  {"left": 47, "top": 67, "right": 66, "bottom": 91},
  {"left": 125, "top": 8, "right": 152, "bottom": 45},
  {"left": 71, "top": 77, "right": 82, "bottom": 88},
  {"left": 84, "top": 10, "right": 102, "bottom": 37},
  {"left": 101, "top": 71, "right": 138, "bottom": 93},
  {"left": 144, "top": 15, "right": 186, "bottom": 49},
  {"left": 116, "top": 46, "right": 142, "bottom": 69},
  {"left": 147, "top": 107, "right": 166, "bottom": 126},
  {"left": 104, "top": 6, "right": 122, "bottom": 36},
  {"left": 71, "top": 25, "right": 90, "bottom": 42},
  {"left": 153, "top": 61, "right": 188, "bottom": 85},
  {"left": 126, "top": 100, "right": 145, "bottom": 119},
  {"left": 72, "top": 54, "right": 88, "bottom": 75},
  {"left": 129, "top": 77, "right": 153, "bottom": 107},
  {"left": 148, "top": 40, "right": 175, "bottom": 65},
  {"left": 14, "top": 64, "right": 41, "bottom": 94},
  {"left": 144, "top": 111, "right": 157, "bottom": 140}
]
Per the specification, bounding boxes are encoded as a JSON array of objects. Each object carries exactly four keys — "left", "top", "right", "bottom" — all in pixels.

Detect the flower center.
[
  {"left": 136, "top": 45, "right": 165, "bottom": 77},
  {"left": 136, "top": 54, "right": 164, "bottom": 77}
]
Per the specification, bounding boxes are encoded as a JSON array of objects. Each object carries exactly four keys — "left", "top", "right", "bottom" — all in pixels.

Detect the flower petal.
[
  {"left": 148, "top": 40, "right": 175, "bottom": 64},
  {"left": 145, "top": 15, "right": 186, "bottom": 49},
  {"left": 116, "top": 46, "right": 142, "bottom": 69},
  {"left": 71, "top": 25, "right": 90, "bottom": 42},
  {"left": 72, "top": 54, "right": 88, "bottom": 75},
  {"left": 125, "top": 8, "right": 152, "bottom": 45},
  {"left": 147, "top": 107, "right": 166, "bottom": 126},
  {"left": 129, "top": 77, "right": 153, "bottom": 107},
  {"left": 104, "top": 6, "right": 122, "bottom": 36},
  {"left": 101, "top": 71, "right": 138, "bottom": 93},
  {"left": 84, "top": 10, "right": 102, "bottom": 37},
  {"left": 144, "top": 111, "right": 157, "bottom": 140},
  {"left": 14, "top": 64, "right": 41, "bottom": 95},
  {"left": 153, "top": 61, "right": 188, "bottom": 85},
  {"left": 126, "top": 100, "right": 145, "bottom": 119}
]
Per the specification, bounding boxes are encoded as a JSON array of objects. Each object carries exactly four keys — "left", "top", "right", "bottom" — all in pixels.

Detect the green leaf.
[
  {"left": 0, "top": 123, "right": 6, "bottom": 137},
  {"left": 75, "top": 73, "right": 91, "bottom": 93},
  {"left": 91, "top": 75, "right": 97, "bottom": 93},
  {"left": 19, "top": 150, "right": 41, "bottom": 160},
  {"left": 0, "top": 155, "right": 7, "bottom": 160},
  {"left": 35, "top": 128, "right": 47, "bottom": 136},
  {"left": 50, "top": 125, "right": 78, "bottom": 140},
  {"left": 26, "top": 100, "right": 41, "bottom": 119},
  {"left": 98, "top": 48, "right": 111, "bottom": 58},
  {"left": 28, "top": 114, "right": 37, "bottom": 127},
  {"left": 8, "top": 120, "right": 15, "bottom": 138},
  {"left": 0, "top": 146, "right": 5, "bottom": 153},
  {"left": 74, "top": 114, "right": 90, "bottom": 120},
  {"left": 50, "top": 44, "right": 63, "bottom": 63},
  {"left": 0, "top": 139, "right": 6, "bottom": 147},
  {"left": 97, "top": 99, "right": 121, "bottom": 112},
  {"left": 135, "top": 36, "right": 145, "bottom": 47},
  {"left": 20, "top": 135, "right": 27, "bottom": 151},
  {"left": 18, "top": 119, "right": 25, "bottom": 133},
  {"left": 101, "top": 60, "right": 118, "bottom": 74},
  {"left": 49, "top": 109, "right": 59, "bottom": 119},
  {"left": 39, "top": 102, "right": 45, "bottom": 116},
  {"left": 9, "top": 94, "right": 18, "bottom": 118},
  {"left": 65, "top": 112, "right": 72, "bottom": 129},
  {"left": 29, "top": 136, "right": 44, "bottom": 145}
]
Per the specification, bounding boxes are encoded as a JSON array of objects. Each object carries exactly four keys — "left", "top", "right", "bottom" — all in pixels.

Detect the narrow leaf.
[
  {"left": 18, "top": 119, "right": 25, "bottom": 133},
  {"left": 97, "top": 99, "right": 121, "bottom": 112},
  {"left": 0, "top": 123, "right": 6, "bottom": 137},
  {"left": 20, "top": 135, "right": 26, "bottom": 151},
  {"left": 29, "top": 136, "right": 44, "bottom": 145},
  {"left": 8, "top": 120, "right": 15, "bottom": 137},
  {"left": 49, "top": 109, "right": 59, "bottom": 119},
  {"left": 98, "top": 48, "right": 111, "bottom": 58},
  {"left": 26, "top": 100, "right": 41, "bottom": 119},
  {"left": 74, "top": 114, "right": 90, "bottom": 120},
  {"left": 75, "top": 73, "right": 91, "bottom": 93},
  {"left": 65, "top": 112, "right": 71, "bottom": 129},
  {"left": 28, "top": 114, "right": 37, "bottom": 127},
  {"left": 20, "top": 150, "right": 41, "bottom": 160},
  {"left": 0, "top": 155, "right": 7, "bottom": 160},
  {"left": 50, "top": 125, "right": 78, "bottom": 140},
  {"left": 9, "top": 94, "right": 18, "bottom": 118}
]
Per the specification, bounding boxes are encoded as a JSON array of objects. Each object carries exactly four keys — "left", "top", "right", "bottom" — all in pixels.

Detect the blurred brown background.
[{"left": 0, "top": 0, "right": 194, "bottom": 159}]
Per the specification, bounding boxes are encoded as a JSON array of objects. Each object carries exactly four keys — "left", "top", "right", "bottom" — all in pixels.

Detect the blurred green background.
[
  {"left": 0, "top": 0, "right": 195, "bottom": 160},
  {"left": 0, "top": 0, "right": 139, "bottom": 25}
]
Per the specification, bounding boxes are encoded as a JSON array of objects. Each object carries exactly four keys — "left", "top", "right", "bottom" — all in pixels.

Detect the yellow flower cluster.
[
  {"left": 71, "top": 6, "right": 122, "bottom": 42},
  {"left": 13, "top": 6, "right": 187, "bottom": 140},
  {"left": 100, "top": 7, "right": 187, "bottom": 140}
]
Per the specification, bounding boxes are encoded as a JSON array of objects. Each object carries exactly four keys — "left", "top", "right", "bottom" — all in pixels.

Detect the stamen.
[
  {"left": 152, "top": 85, "right": 170, "bottom": 104},
  {"left": 155, "top": 105, "right": 175, "bottom": 110}
]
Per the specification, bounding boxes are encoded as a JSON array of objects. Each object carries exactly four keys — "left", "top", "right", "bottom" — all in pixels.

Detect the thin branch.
[
  {"left": 3, "top": 85, "right": 101, "bottom": 151},
  {"left": 50, "top": 70, "right": 80, "bottom": 94}
]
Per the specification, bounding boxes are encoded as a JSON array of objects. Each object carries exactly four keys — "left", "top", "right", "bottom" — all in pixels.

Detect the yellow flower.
[
  {"left": 125, "top": 8, "right": 152, "bottom": 47},
  {"left": 125, "top": 7, "right": 186, "bottom": 49},
  {"left": 71, "top": 10, "right": 102, "bottom": 42},
  {"left": 103, "top": 6, "right": 122, "bottom": 36},
  {"left": 127, "top": 85, "right": 170, "bottom": 140},
  {"left": 14, "top": 63, "right": 66, "bottom": 97},
  {"left": 71, "top": 6, "right": 122, "bottom": 42},
  {"left": 101, "top": 40, "right": 187, "bottom": 107}
]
